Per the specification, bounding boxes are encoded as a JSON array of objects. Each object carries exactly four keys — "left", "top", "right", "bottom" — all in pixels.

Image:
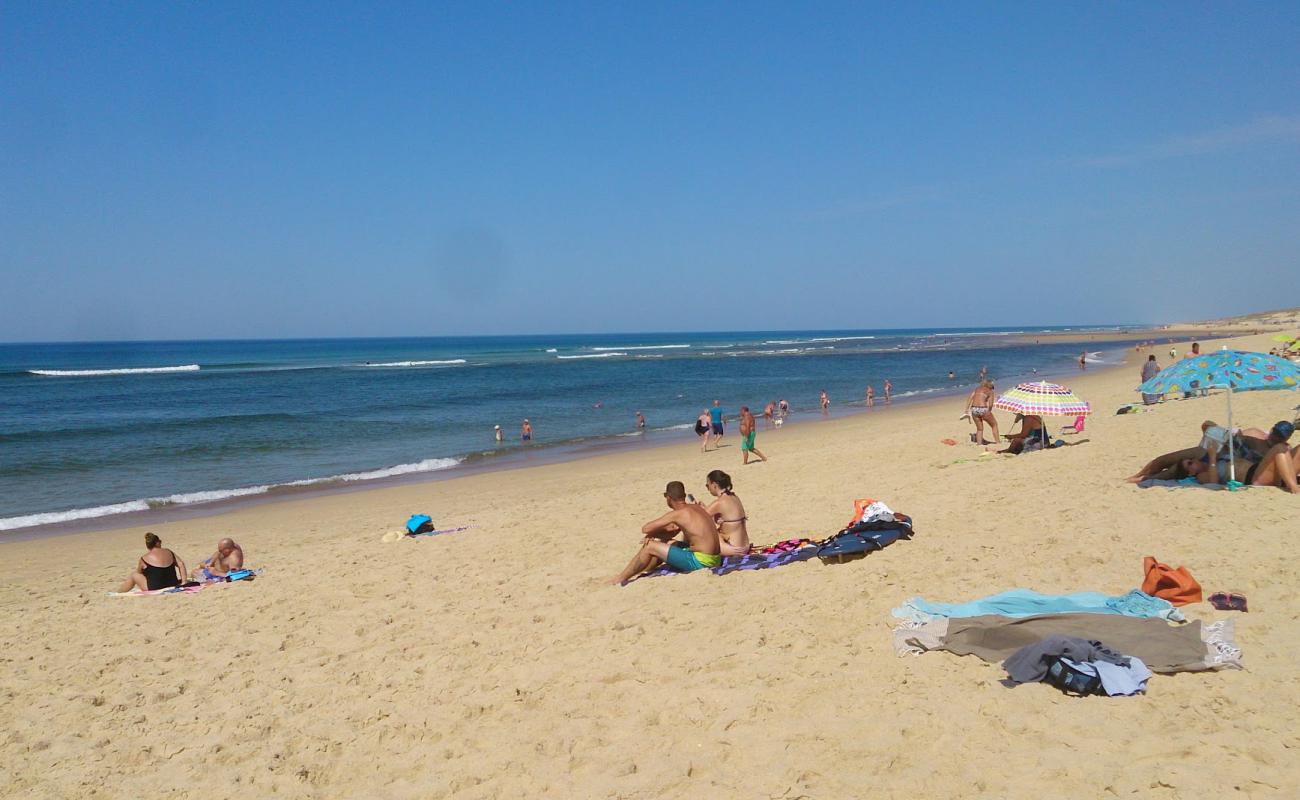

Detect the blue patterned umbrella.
[{"left": 1136, "top": 349, "right": 1300, "bottom": 483}]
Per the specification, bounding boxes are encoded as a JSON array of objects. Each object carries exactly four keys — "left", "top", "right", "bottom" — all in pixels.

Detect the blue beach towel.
[
  {"left": 627, "top": 546, "right": 821, "bottom": 583},
  {"left": 892, "top": 589, "right": 1184, "bottom": 624}
]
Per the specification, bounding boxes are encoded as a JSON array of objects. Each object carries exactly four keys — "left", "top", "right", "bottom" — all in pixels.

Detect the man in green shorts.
[
  {"left": 608, "top": 481, "right": 723, "bottom": 585},
  {"left": 738, "top": 406, "right": 768, "bottom": 465}
]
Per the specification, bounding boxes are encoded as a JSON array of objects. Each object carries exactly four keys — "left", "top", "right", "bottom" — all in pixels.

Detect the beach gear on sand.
[
  {"left": 994, "top": 381, "right": 1091, "bottom": 449},
  {"left": 893, "top": 613, "right": 1242, "bottom": 673},
  {"left": 892, "top": 588, "right": 1184, "bottom": 624},
  {"left": 1136, "top": 349, "right": 1300, "bottom": 484},
  {"left": 108, "top": 568, "right": 264, "bottom": 597},
  {"left": 1141, "top": 557, "right": 1202, "bottom": 606},
  {"left": 405, "top": 514, "right": 434, "bottom": 535}
]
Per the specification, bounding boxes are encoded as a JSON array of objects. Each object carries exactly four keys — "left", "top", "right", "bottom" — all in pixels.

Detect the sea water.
[{"left": 0, "top": 328, "right": 1138, "bottom": 530}]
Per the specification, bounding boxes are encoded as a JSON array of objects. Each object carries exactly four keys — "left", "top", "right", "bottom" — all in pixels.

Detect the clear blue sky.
[{"left": 2, "top": 2, "right": 1297, "bottom": 341}]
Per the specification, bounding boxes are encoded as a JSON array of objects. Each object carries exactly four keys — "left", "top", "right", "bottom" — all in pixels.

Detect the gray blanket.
[{"left": 894, "top": 613, "right": 1241, "bottom": 673}]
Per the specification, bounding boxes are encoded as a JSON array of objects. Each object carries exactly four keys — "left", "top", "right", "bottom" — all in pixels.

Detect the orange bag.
[{"left": 1141, "top": 556, "right": 1202, "bottom": 606}]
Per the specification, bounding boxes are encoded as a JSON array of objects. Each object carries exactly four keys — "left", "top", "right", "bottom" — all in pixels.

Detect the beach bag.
[
  {"left": 1043, "top": 657, "right": 1103, "bottom": 696},
  {"left": 1141, "top": 556, "right": 1202, "bottom": 606},
  {"left": 405, "top": 514, "right": 434, "bottom": 535}
]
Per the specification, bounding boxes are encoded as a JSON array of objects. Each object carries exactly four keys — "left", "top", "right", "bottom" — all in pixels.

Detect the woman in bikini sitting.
[
  {"left": 703, "top": 469, "right": 751, "bottom": 556},
  {"left": 117, "top": 532, "right": 187, "bottom": 593}
]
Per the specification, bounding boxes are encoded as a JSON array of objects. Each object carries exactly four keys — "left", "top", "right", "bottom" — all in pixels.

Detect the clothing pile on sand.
[{"left": 892, "top": 580, "right": 1243, "bottom": 697}]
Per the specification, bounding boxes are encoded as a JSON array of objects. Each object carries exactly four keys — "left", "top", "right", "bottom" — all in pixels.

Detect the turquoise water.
[{"left": 0, "top": 327, "right": 1137, "bottom": 530}]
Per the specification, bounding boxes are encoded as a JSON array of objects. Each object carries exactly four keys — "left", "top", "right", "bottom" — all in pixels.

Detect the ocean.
[{"left": 0, "top": 328, "right": 1141, "bottom": 531}]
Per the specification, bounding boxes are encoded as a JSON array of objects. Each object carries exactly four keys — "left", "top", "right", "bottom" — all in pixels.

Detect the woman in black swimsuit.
[
  {"left": 116, "top": 532, "right": 187, "bottom": 593},
  {"left": 695, "top": 410, "right": 711, "bottom": 453}
]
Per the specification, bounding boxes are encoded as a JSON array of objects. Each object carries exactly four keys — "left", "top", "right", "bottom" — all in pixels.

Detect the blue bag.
[{"left": 406, "top": 514, "right": 434, "bottom": 535}]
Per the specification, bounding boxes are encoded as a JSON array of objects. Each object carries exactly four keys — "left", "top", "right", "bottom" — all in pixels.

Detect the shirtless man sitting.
[
  {"left": 999, "top": 413, "right": 1045, "bottom": 454},
  {"left": 964, "top": 381, "right": 999, "bottom": 445},
  {"left": 703, "top": 469, "right": 750, "bottom": 556},
  {"left": 193, "top": 537, "right": 244, "bottom": 581},
  {"left": 609, "top": 481, "right": 722, "bottom": 585}
]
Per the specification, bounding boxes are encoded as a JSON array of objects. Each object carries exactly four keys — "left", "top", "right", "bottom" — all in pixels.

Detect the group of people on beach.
[
  {"left": 695, "top": 400, "right": 768, "bottom": 464},
  {"left": 117, "top": 534, "right": 245, "bottom": 593},
  {"left": 1126, "top": 419, "right": 1300, "bottom": 492},
  {"left": 608, "top": 470, "right": 751, "bottom": 585}
]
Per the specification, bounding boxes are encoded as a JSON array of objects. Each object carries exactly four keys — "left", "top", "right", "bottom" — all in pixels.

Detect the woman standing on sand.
[{"left": 117, "top": 533, "right": 187, "bottom": 593}]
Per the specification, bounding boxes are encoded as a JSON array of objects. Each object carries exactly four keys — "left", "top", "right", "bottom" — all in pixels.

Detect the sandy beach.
[{"left": 3, "top": 331, "right": 1299, "bottom": 799}]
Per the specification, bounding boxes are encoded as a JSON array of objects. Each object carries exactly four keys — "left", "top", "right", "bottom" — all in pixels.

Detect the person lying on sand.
[
  {"left": 703, "top": 469, "right": 750, "bottom": 556},
  {"left": 1243, "top": 422, "right": 1298, "bottom": 492},
  {"left": 1125, "top": 420, "right": 1232, "bottom": 483},
  {"left": 193, "top": 538, "right": 244, "bottom": 581},
  {"left": 609, "top": 481, "right": 722, "bottom": 585},
  {"left": 999, "top": 413, "right": 1044, "bottom": 454},
  {"left": 117, "top": 532, "right": 187, "bottom": 593},
  {"left": 964, "top": 381, "right": 999, "bottom": 445}
]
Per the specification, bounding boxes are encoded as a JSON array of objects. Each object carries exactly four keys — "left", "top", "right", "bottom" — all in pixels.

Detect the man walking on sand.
[
  {"left": 608, "top": 481, "right": 722, "bottom": 585},
  {"left": 739, "top": 406, "right": 768, "bottom": 465},
  {"left": 709, "top": 399, "right": 726, "bottom": 448}
]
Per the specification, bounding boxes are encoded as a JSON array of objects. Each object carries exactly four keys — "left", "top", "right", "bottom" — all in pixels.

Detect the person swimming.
[{"left": 703, "top": 469, "right": 750, "bottom": 556}]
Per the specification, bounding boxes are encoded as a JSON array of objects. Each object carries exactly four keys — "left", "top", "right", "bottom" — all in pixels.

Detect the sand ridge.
[{"left": 2, "top": 333, "right": 1299, "bottom": 798}]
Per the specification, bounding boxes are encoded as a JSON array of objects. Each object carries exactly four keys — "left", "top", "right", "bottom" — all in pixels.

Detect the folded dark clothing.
[{"left": 1003, "top": 635, "right": 1129, "bottom": 683}]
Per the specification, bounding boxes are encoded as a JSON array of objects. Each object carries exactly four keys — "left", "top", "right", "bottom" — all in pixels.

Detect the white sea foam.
[
  {"left": 0, "top": 458, "right": 463, "bottom": 532},
  {"left": 362, "top": 359, "right": 466, "bottom": 367},
  {"left": 545, "top": 348, "right": 558, "bottom": 353},
  {"left": 556, "top": 352, "right": 627, "bottom": 359},
  {"left": 590, "top": 344, "right": 690, "bottom": 351},
  {"left": 28, "top": 364, "right": 201, "bottom": 377}
]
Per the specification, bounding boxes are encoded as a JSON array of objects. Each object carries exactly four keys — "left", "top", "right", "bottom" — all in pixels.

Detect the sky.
[{"left": 2, "top": 2, "right": 1298, "bottom": 341}]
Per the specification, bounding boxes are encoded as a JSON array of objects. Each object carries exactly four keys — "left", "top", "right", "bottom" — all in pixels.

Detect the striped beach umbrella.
[{"left": 994, "top": 381, "right": 1092, "bottom": 417}]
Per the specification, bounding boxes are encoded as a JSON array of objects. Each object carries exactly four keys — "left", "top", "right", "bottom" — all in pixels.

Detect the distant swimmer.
[
  {"left": 979, "top": 365, "right": 988, "bottom": 381},
  {"left": 883, "top": 379, "right": 892, "bottom": 403},
  {"left": 636, "top": 411, "right": 646, "bottom": 431},
  {"left": 494, "top": 424, "right": 504, "bottom": 443},
  {"left": 763, "top": 401, "right": 775, "bottom": 427},
  {"left": 778, "top": 398, "right": 789, "bottom": 418},
  {"left": 820, "top": 390, "right": 829, "bottom": 414},
  {"left": 738, "top": 406, "right": 768, "bottom": 465},
  {"left": 1079, "top": 352, "right": 1087, "bottom": 371},
  {"left": 521, "top": 419, "right": 533, "bottom": 441},
  {"left": 865, "top": 385, "right": 875, "bottom": 407},
  {"left": 594, "top": 402, "right": 602, "bottom": 409},
  {"left": 948, "top": 371, "right": 955, "bottom": 380}
]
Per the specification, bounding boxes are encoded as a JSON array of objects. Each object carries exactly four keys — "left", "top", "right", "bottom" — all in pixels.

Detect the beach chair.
[{"left": 1061, "top": 416, "right": 1085, "bottom": 434}]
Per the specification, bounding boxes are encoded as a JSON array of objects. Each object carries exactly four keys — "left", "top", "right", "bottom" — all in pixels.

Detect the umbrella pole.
[{"left": 1227, "top": 384, "right": 1236, "bottom": 486}]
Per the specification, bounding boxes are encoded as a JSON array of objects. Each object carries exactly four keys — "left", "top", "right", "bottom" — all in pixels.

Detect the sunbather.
[
  {"left": 964, "top": 381, "right": 999, "bottom": 445},
  {"left": 999, "top": 414, "right": 1045, "bottom": 454},
  {"left": 192, "top": 537, "right": 244, "bottom": 581},
  {"left": 1245, "top": 422, "right": 1298, "bottom": 492},
  {"left": 609, "top": 481, "right": 723, "bottom": 585},
  {"left": 1125, "top": 420, "right": 1235, "bottom": 483},
  {"left": 703, "top": 469, "right": 751, "bottom": 556},
  {"left": 117, "top": 533, "right": 187, "bottom": 593}
]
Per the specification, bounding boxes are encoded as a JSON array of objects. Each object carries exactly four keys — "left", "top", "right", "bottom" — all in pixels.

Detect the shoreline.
[{"left": 3, "top": 330, "right": 1179, "bottom": 540}]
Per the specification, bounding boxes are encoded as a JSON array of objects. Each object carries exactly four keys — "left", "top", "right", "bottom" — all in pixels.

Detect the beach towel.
[
  {"left": 1136, "top": 479, "right": 1251, "bottom": 491},
  {"left": 817, "top": 526, "right": 907, "bottom": 562},
  {"left": 108, "top": 568, "right": 265, "bottom": 598},
  {"left": 627, "top": 546, "right": 820, "bottom": 583},
  {"left": 893, "top": 613, "right": 1241, "bottom": 673},
  {"left": 892, "top": 588, "right": 1184, "bottom": 624},
  {"left": 407, "top": 525, "right": 472, "bottom": 539}
]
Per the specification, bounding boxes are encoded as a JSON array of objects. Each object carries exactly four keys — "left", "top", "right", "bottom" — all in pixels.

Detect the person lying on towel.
[
  {"left": 192, "top": 537, "right": 244, "bottom": 581},
  {"left": 609, "top": 481, "right": 722, "bottom": 585}
]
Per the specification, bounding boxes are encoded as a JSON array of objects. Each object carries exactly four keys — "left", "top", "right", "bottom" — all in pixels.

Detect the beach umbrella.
[
  {"left": 1135, "top": 349, "right": 1300, "bottom": 482},
  {"left": 993, "top": 381, "right": 1092, "bottom": 447}
]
